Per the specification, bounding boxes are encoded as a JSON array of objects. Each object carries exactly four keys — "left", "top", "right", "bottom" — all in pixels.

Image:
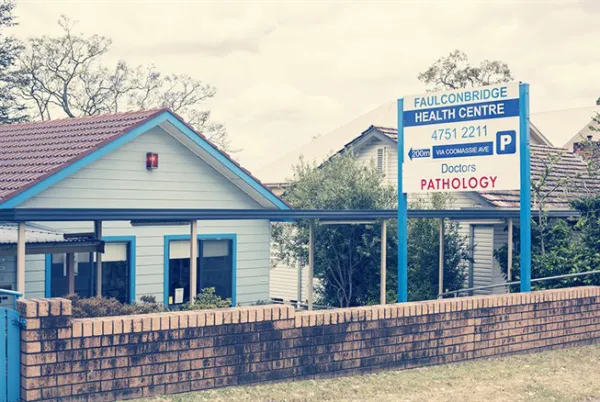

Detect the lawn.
[{"left": 137, "top": 343, "right": 600, "bottom": 402}]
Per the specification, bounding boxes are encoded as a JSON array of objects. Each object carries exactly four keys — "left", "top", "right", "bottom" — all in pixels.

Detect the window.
[
  {"left": 167, "top": 237, "right": 234, "bottom": 305},
  {"left": 50, "top": 253, "right": 94, "bottom": 298},
  {"left": 376, "top": 147, "right": 387, "bottom": 174},
  {"left": 200, "top": 240, "right": 233, "bottom": 300},
  {"left": 101, "top": 243, "right": 130, "bottom": 303},
  {"left": 48, "top": 240, "right": 133, "bottom": 303}
]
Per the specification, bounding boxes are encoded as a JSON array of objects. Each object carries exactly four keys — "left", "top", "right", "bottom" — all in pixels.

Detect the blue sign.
[
  {"left": 496, "top": 130, "right": 516, "bottom": 154},
  {"left": 408, "top": 147, "right": 431, "bottom": 160},
  {"left": 432, "top": 142, "right": 493, "bottom": 159},
  {"left": 403, "top": 99, "right": 519, "bottom": 127}
]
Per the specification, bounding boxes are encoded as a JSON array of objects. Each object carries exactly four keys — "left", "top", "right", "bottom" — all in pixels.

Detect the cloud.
[{"left": 10, "top": 1, "right": 600, "bottom": 171}]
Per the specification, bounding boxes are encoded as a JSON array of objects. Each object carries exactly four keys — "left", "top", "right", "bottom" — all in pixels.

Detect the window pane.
[
  {"left": 74, "top": 253, "right": 94, "bottom": 298},
  {"left": 169, "top": 240, "right": 191, "bottom": 305},
  {"left": 198, "top": 240, "right": 232, "bottom": 300},
  {"left": 169, "top": 240, "right": 190, "bottom": 259},
  {"left": 50, "top": 254, "right": 67, "bottom": 297},
  {"left": 169, "top": 257, "right": 190, "bottom": 305},
  {"left": 101, "top": 243, "right": 130, "bottom": 303}
]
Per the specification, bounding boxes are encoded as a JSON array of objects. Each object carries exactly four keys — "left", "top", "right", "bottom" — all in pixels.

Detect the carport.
[{"left": 0, "top": 207, "right": 580, "bottom": 309}]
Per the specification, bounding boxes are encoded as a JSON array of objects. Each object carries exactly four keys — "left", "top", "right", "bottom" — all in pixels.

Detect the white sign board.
[
  {"left": 174, "top": 288, "right": 184, "bottom": 304},
  {"left": 401, "top": 82, "right": 521, "bottom": 193}
]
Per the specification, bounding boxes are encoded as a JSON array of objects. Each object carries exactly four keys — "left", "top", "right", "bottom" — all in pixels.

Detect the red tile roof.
[{"left": 0, "top": 109, "right": 167, "bottom": 203}]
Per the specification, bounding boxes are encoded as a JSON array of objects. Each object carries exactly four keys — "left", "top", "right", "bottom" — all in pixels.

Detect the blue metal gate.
[{"left": 0, "top": 307, "right": 20, "bottom": 402}]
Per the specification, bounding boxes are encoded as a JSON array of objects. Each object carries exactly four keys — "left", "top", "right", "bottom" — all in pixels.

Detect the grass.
[{"left": 137, "top": 343, "right": 600, "bottom": 402}]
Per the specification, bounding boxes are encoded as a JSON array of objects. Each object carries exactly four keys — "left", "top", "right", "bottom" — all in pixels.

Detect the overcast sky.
[{"left": 12, "top": 0, "right": 600, "bottom": 171}]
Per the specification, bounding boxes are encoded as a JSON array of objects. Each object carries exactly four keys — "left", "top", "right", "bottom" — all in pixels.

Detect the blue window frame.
[
  {"left": 45, "top": 236, "right": 136, "bottom": 303},
  {"left": 163, "top": 233, "right": 237, "bottom": 306}
]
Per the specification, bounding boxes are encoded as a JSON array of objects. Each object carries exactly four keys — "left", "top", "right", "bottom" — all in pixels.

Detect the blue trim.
[
  {"left": 519, "top": 83, "right": 532, "bottom": 292},
  {"left": 163, "top": 233, "right": 237, "bottom": 306},
  {"left": 0, "top": 110, "right": 289, "bottom": 210},
  {"left": 44, "top": 254, "right": 52, "bottom": 297},
  {"left": 103, "top": 236, "right": 137, "bottom": 303},
  {"left": 397, "top": 98, "right": 408, "bottom": 303}
]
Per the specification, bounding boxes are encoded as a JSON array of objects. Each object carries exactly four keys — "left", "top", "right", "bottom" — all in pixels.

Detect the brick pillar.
[{"left": 17, "top": 298, "right": 73, "bottom": 401}]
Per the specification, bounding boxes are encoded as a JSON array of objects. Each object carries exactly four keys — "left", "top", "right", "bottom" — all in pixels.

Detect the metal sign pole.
[
  {"left": 397, "top": 98, "right": 408, "bottom": 303},
  {"left": 519, "top": 83, "right": 531, "bottom": 292}
]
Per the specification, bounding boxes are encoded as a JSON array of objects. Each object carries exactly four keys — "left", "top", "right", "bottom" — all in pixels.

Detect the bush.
[
  {"left": 494, "top": 194, "right": 600, "bottom": 290},
  {"left": 186, "top": 287, "right": 231, "bottom": 310},
  {"left": 66, "top": 294, "right": 165, "bottom": 319},
  {"left": 65, "top": 289, "right": 232, "bottom": 318}
]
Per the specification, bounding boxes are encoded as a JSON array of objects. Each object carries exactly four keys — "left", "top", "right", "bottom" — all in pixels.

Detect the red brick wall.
[{"left": 17, "top": 287, "right": 600, "bottom": 401}]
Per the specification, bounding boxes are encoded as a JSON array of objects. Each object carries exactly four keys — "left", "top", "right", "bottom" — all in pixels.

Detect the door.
[
  {"left": 0, "top": 307, "right": 20, "bottom": 401},
  {"left": 471, "top": 225, "right": 495, "bottom": 295}
]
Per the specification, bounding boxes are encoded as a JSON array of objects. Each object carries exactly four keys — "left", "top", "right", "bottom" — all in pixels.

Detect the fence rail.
[
  {"left": 0, "top": 289, "right": 22, "bottom": 310},
  {"left": 440, "top": 270, "right": 600, "bottom": 298}
]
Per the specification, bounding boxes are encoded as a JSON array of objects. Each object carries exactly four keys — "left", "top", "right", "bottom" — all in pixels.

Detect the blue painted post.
[
  {"left": 0, "top": 310, "right": 6, "bottom": 399},
  {"left": 6, "top": 309, "right": 20, "bottom": 401},
  {"left": 519, "top": 83, "right": 531, "bottom": 292},
  {"left": 397, "top": 98, "right": 408, "bottom": 302}
]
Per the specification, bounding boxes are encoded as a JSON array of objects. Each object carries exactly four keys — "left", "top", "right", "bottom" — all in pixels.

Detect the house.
[
  {"left": 261, "top": 102, "right": 599, "bottom": 301},
  {"left": 0, "top": 109, "right": 289, "bottom": 307},
  {"left": 529, "top": 106, "right": 600, "bottom": 152}
]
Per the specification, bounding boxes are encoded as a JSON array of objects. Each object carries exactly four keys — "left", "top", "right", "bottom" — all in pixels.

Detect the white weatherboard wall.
[{"left": 17, "top": 126, "right": 272, "bottom": 305}]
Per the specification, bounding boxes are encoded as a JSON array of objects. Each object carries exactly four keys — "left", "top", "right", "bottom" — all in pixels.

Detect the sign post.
[
  {"left": 397, "top": 82, "right": 531, "bottom": 301},
  {"left": 397, "top": 99, "right": 408, "bottom": 302},
  {"left": 519, "top": 83, "right": 531, "bottom": 292}
]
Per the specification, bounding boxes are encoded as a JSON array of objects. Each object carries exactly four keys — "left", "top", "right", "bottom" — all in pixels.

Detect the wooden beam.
[
  {"left": 297, "top": 260, "right": 303, "bottom": 308},
  {"left": 67, "top": 253, "right": 75, "bottom": 295},
  {"left": 95, "top": 221, "right": 102, "bottom": 296},
  {"left": 190, "top": 220, "right": 198, "bottom": 301},
  {"left": 507, "top": 218, "right": 513, "bottom": 282},
  {"left": 380, "top": 220, "right": 387, "bottom": 305},
  {"left": 308, "top": 219, "right": 315, "bottom": 311},
  {"left": 17, "top": 222, "right": 25, "bottom": 294}
]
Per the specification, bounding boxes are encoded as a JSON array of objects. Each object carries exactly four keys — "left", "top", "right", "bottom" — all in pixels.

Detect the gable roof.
[
  {"left": 350, "top": 127, "right": 600, "bottom": 209},
  {"left": 0, "top": 109, "right": 289, "bottom": 209},
  {"left": 257, "top": 100, "right": 559, "bottom": 184}
]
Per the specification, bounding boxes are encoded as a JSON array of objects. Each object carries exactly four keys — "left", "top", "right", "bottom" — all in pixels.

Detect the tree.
[
  {"left": 12, "top": 16, "right": 230, "bottom": 150},
  {"left": 273, "top": 154, "right": 468, "bottom": 306},
  {"left": 418, "top": 50, "right": 513, "bottom": 91},
  {"left": 407, "top": 194, "right": 468, "bottom": 301},
  {"left": 0, "top": 0, "right": 27, "bottom": 123},
  {"left": 273, "top": 154, "right": 397, "bottom": 307}
]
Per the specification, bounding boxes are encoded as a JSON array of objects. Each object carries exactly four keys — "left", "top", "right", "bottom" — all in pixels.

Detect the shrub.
[
  {"left": 186, "top": 287, "right": 231, "bottom": 310},
  {"left": 66, "top": 294, "right": 165, "bottom": 318}
]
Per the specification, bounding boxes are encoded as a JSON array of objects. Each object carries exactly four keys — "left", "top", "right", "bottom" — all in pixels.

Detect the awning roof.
[{"left": 0, "top": 222, "right": 104, "bottom": 255}]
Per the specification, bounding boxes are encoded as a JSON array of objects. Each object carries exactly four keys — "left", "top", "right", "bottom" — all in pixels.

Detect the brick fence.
[{"left": 17, "top": 286, "right": 600, "bottom": 401}]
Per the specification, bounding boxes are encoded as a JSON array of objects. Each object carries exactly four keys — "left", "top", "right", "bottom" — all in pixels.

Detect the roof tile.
[{"left": 0, "top": 109, "right": 165, "bottom": 203}]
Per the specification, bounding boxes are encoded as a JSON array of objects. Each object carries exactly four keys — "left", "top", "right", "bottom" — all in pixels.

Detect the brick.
[
  {"left": 21, "top": 388, "right": 41, "bottom": 401},
  {"left": 18, "top": 299, "right": 38, "bottom": 318},
  {"left": 58, "top": 327, "right": 72, "bottom": 339},
  {"left": 36, "top": 299, "right": 50, "bottom": 317}
]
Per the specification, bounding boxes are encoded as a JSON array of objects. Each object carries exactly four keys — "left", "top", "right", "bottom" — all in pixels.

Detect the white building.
[{"left": 0, "top": 109, "right": 289, "bottom": 307}]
